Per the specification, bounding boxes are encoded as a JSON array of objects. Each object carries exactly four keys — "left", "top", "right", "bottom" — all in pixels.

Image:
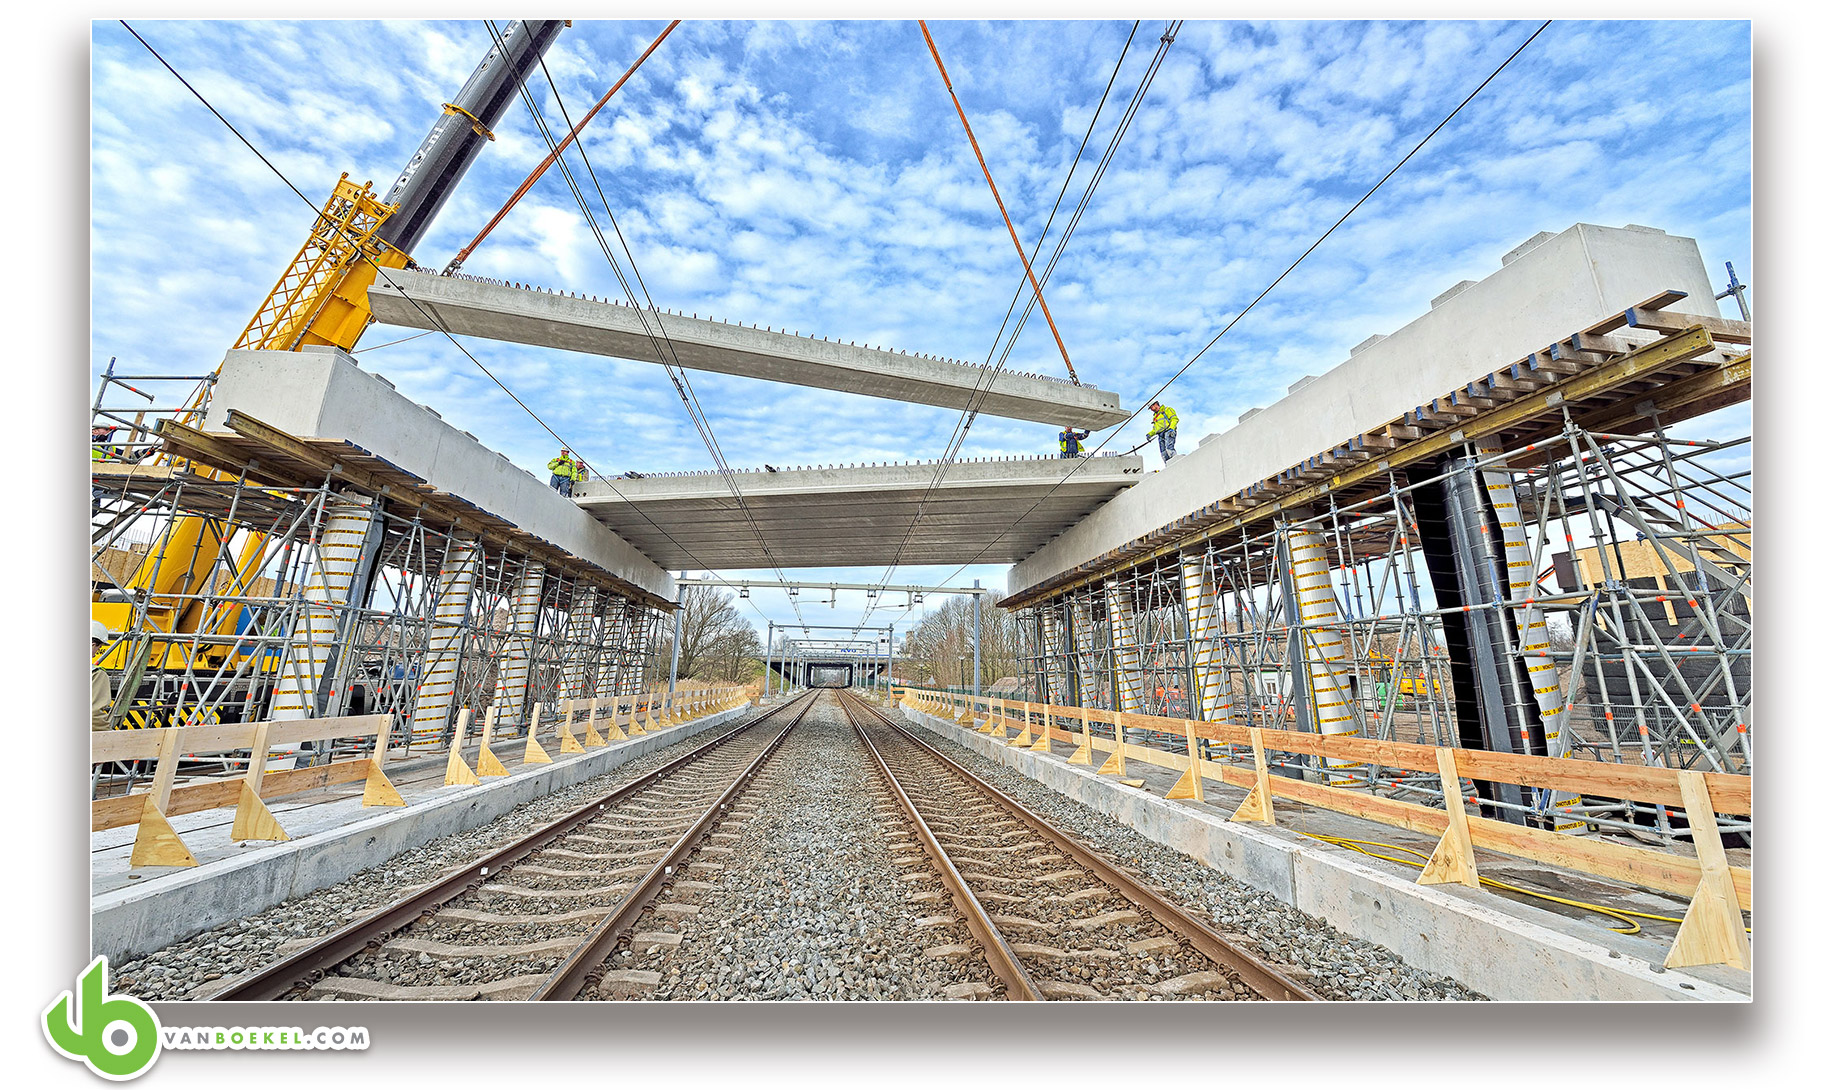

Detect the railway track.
[
  {"left": 207, "top": 688, "right": 1316, "bottom": 1001},
  {"left": 836, "top": 689, "right": 1319, "bottom": 1001},
  {"left": 210, "top": 691, "right": 821, "bottom": 1001}
]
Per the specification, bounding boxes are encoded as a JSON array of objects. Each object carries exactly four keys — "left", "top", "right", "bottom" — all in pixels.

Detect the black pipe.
[{"left": 376, "top": 19, "right": 567, "bottom": 257}]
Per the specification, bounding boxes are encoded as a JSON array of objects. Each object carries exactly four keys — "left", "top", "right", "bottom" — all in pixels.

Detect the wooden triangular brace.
[
  {"left": 362, "top": 760, "right": 407, "bottom": 806},
  {"left": 477, "top": 739, "right": 509, "bottom": 778},
  {"left": 1068, "top": 736, "right": 1094, "bottom": 765},
  {"left": 231, "top": 781, "right": 290, "bottom": 842},
  {"left": 1416, "top": 822, "right": 1480, "bottom": 887},
  {"left": 1230, "top": 788, "right": 1273, "bottom": 824},
  {"left": 1008, "top": 722, "right": 1033, "bottom": 747},
  {"left": 1665, "top": 872, "right": 1752, "bottom": 970},
  {"left": 444, "top": 747, "right": 481, "bottom": 786},
  {"left": 1030, "top": 728, "right": 1052, "bottom": 752},
  {"left": 604, "top": 713, "right": 628, "bottom": 741},
  {"left": 583, "top": 717, "right": 607, "bottom": 748},
  {"left": 1097, "top": 740, "right": 1127, "bottom": 776},
  {"left": 1164, "top": 766, "right": 1202, "bottom": 801},
  {"left": 558, "top": 718, "right": 585, "bottom": 753},
  {"left": 129, "top": 800, "right": 198, "bottom": 867},
  {"left": 522, "top": 735, "right": 553, "bottom": 765}
]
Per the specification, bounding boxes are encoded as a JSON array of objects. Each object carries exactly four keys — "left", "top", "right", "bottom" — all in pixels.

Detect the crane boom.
[{"left": 231, "top": 19, "right": 566, "bottom": 356}]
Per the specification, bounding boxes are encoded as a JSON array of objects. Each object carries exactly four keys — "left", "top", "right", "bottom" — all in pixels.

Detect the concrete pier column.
[
  {"left": 1282, "top": 528, "right": 1362, "bottom": 784},
  {"left": 271, "top": 494, "right": 380, "bottom": 723},
  {"left": 1477, "top": 438, "right": 1583, "bottom": 830},
  {"left": 411, "top": 536, "right": 480, "bottom": 743},
  {"left": 1180, "top": 552, "right": 1230, "bottom": 725},
  {"left": 1104, "top": 578, "right": 1145, "bottom": 715},
  {"left": 490, "top": 561, "right": 545, "bottom": 727}
]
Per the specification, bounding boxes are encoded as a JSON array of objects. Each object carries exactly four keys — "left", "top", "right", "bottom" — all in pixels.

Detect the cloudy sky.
[{"left": 89, "top": 17, "right": 1752, "bottom": 644}]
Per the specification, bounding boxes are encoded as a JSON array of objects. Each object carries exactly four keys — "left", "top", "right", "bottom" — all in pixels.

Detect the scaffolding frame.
[
  {"left": 90, "top": 372, "right": 669, "bottom": 797},
  {"left": 1016, "top": 408, "right": 1750, "bottom": 841}
]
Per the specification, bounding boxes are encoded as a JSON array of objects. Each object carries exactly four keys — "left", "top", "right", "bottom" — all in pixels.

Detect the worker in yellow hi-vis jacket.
[
  {"left": 1147, "top": 401, "right": 1178, "bottom": 463},
  {"left": 546, "top": 448, "right": 577, "bottom": 496}
]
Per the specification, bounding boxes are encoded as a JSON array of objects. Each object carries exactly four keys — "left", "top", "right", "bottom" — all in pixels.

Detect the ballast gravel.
[
  {"left": 616, "top": 703, "right": 997, "bottom": 1001},
  {"left": 110, "top": 724, "right": 743, "bottom": 1002},
  {"left": 903, "top": 715, "right": 1485, "bottom": 1001}
]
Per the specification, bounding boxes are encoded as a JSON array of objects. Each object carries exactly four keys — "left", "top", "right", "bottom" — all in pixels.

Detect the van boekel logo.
[{"left": 42, "top": 956, "right": 161, "bottom": 1081}]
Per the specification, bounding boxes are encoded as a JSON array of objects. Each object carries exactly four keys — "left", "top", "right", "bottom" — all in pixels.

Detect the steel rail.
[
  {"left": 532, "top": 693, "right": 820, "bottom": 999},
  {"left": 843, "top": 690, "right": 1320, "bottom": 1001},
  {"left": 208, "top": 693, "right": 815, "bottom": 1001},
  {"left": 839, "top": 695, "right": 1044, "bottom": 1001}
]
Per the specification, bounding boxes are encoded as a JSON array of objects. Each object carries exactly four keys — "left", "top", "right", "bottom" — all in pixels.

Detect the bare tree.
[
  {"left": 654, "top": 585, "right": 762, "bottom": 683},
  {"left": 899, "top": 592, "right": 1027, "bottom": 689}
]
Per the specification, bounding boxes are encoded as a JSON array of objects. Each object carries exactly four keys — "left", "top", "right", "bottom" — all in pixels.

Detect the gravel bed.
[
  {"left": 905, "top": 714, "right": 1486, "bottom": 1001},
  {"left": 111, "top": 718, "right": 755, "bottom": 1002},
  {"left": 619, "top": 699, "right": 997, "bottom": 1000}
]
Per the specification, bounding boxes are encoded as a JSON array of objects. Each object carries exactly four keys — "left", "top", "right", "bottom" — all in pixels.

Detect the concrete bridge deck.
[
  {"left": 576, "top": 454, "right": 1143, "bottom": 570},
  {"left": 369, "top": 267, "right": 1129, "bottom": 429}
]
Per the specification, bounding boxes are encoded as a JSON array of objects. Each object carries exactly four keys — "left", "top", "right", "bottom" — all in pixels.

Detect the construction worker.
[
  {"left": 1146, "top": 401, "right": 1179, "bottom": 463},
  {"left": 546, "top": 447, "right": 576, "bottom": 496},
  {"left": 91, "top": 620, "right": 114, "bottom": 731},
  {"left": 572, "top": 456, "right": 588, "bottom": 493},
  {"left": 1057, "top": 427, "right": 1090, "bottom": 458}
]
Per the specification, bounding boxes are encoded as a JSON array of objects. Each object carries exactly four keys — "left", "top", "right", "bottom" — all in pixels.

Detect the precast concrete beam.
[
  {"left": 1007, "top": 223, "right": 1725, "bottom": 598},
  {"left": 204, "top": 345, "right": 675, "bottom": 603},
  {"left": 368, "top": 267, "right": 1129, "bottom": 429},
  {"left": 575, "top": 454, "right": 1142, "bottom": 570}
]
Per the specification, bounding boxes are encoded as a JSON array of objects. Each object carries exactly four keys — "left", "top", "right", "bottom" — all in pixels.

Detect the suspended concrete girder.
[
  {"left": 368, "top": 267, "right": 1130, "bottom": 429},
  {"left": 576, "top": 454, "right": 1143, "bottom": 570}
]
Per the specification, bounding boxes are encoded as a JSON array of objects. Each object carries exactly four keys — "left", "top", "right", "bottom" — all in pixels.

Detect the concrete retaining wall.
[
  {"left": 91, "top": 705, "right": 751, "bottom": 962},
  {"left": 901, "top": 705, "right": 1748, "bottom": 1002}
]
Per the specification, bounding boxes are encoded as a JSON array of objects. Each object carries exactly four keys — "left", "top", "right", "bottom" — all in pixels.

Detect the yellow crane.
[{"left": 92, "top": 21, "right": 568, "bottom": 718}]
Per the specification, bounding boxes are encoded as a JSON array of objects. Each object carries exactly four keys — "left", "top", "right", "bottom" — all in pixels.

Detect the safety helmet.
[{"left": 91, "top": 619, "right": 112, "bottom": 642}]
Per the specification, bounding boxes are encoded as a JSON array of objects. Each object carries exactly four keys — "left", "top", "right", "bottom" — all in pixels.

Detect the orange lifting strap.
[{"left": 917, "top": 20, "right": 1081, "bottom": 387}]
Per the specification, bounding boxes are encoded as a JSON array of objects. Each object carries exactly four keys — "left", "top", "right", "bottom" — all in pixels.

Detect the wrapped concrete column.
[
  {"left": 1477, "top": 437, "right": 1584, "bottom": 832},
  {"left": 411, "top": 536, "right": 479, "bottom": 742},
  {"left": 271, "top": 494, "right": 380, "bottom": 722},
  {"left": 1104, "top": 578, "right": 1144, "bottom": 715},
  {"left": 1283, "top": 528, "right": 1363, "bottom": 784},
  {"left": 489, "top": 561, "right": 545, "bottom": 728},
  {"left": 1180, "top": 552, "right": 1231, "bottom": 724}
]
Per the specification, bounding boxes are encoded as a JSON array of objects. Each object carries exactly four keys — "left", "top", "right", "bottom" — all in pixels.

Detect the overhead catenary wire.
[
  {"left": 852, "top": 21, "right": 1163, "bottom": 632},
  {"left": 118, "top": 19, "right": 773, "bottom": 625},
  {"left": 920, "top": 19, "right": 1556, "bottom": 597},
  {"left": 487, "top": 20, "right": 812, "bottom": 632}
]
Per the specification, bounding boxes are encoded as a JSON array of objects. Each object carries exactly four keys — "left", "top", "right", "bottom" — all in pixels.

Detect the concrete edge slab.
[
  {"left": 900, "top": 706, "right": 1750, "bottom": 1003},
  {"left": 91, "top": 705, "right": 752, "bottom": 962}
]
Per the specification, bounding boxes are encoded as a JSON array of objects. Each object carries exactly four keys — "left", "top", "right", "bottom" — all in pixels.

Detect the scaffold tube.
[{"left": 411, "top": 538, "right": 480, "bottom": 739}]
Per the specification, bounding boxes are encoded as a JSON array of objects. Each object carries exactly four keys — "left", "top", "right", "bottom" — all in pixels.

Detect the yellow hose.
[{"left": 1298, "top": 831, "right": 1685, "bottom": 936}]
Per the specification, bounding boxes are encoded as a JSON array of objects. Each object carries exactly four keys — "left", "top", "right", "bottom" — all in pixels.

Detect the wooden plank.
[
  {"left": 266, "top": 713, "right": 391, "bottom": 748},
  {"left": 1626, "top": 308, "right": 1751, "bottom": 345},
  {"left": 171, "top": 723, "right": 261, "bottom": 756},
  {"left": 91, "top": 730, "right": 165, "bottom": 765}
]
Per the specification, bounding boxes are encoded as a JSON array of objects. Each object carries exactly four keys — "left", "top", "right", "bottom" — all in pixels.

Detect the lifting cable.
[
  {"left": 120, "top": 20, "right": 766, "bottom": 620},
  {"left": 850, "top": 23, "right": 1151, "bottom": 634},
  {"left": 921, "top": 20, "right": 1555, "bottom": 598},
  {"left": 486, "top": 21, "right": 811, "bottom": 631},
  {"left": 445, "top": 20, "right": 680, "bottom": 277},
  {"left": 918, "top": 19, "right": 1081, "bottom": 387}
]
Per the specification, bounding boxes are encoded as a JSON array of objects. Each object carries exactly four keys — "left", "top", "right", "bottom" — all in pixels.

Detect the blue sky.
[{"left": 89, "top": 18, "right": 1752, "bottom": 644}]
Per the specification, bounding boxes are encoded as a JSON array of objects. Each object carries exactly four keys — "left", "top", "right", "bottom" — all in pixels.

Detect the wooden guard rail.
[
  {"left": 90, "top": 713, "right": 402, "bottom": 869},
  {"left": 895, "top": 687, "right": 1751, "bottom": 972},
  {"left": 95, "top": 686, "right": 749, "bottom": 870}
]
